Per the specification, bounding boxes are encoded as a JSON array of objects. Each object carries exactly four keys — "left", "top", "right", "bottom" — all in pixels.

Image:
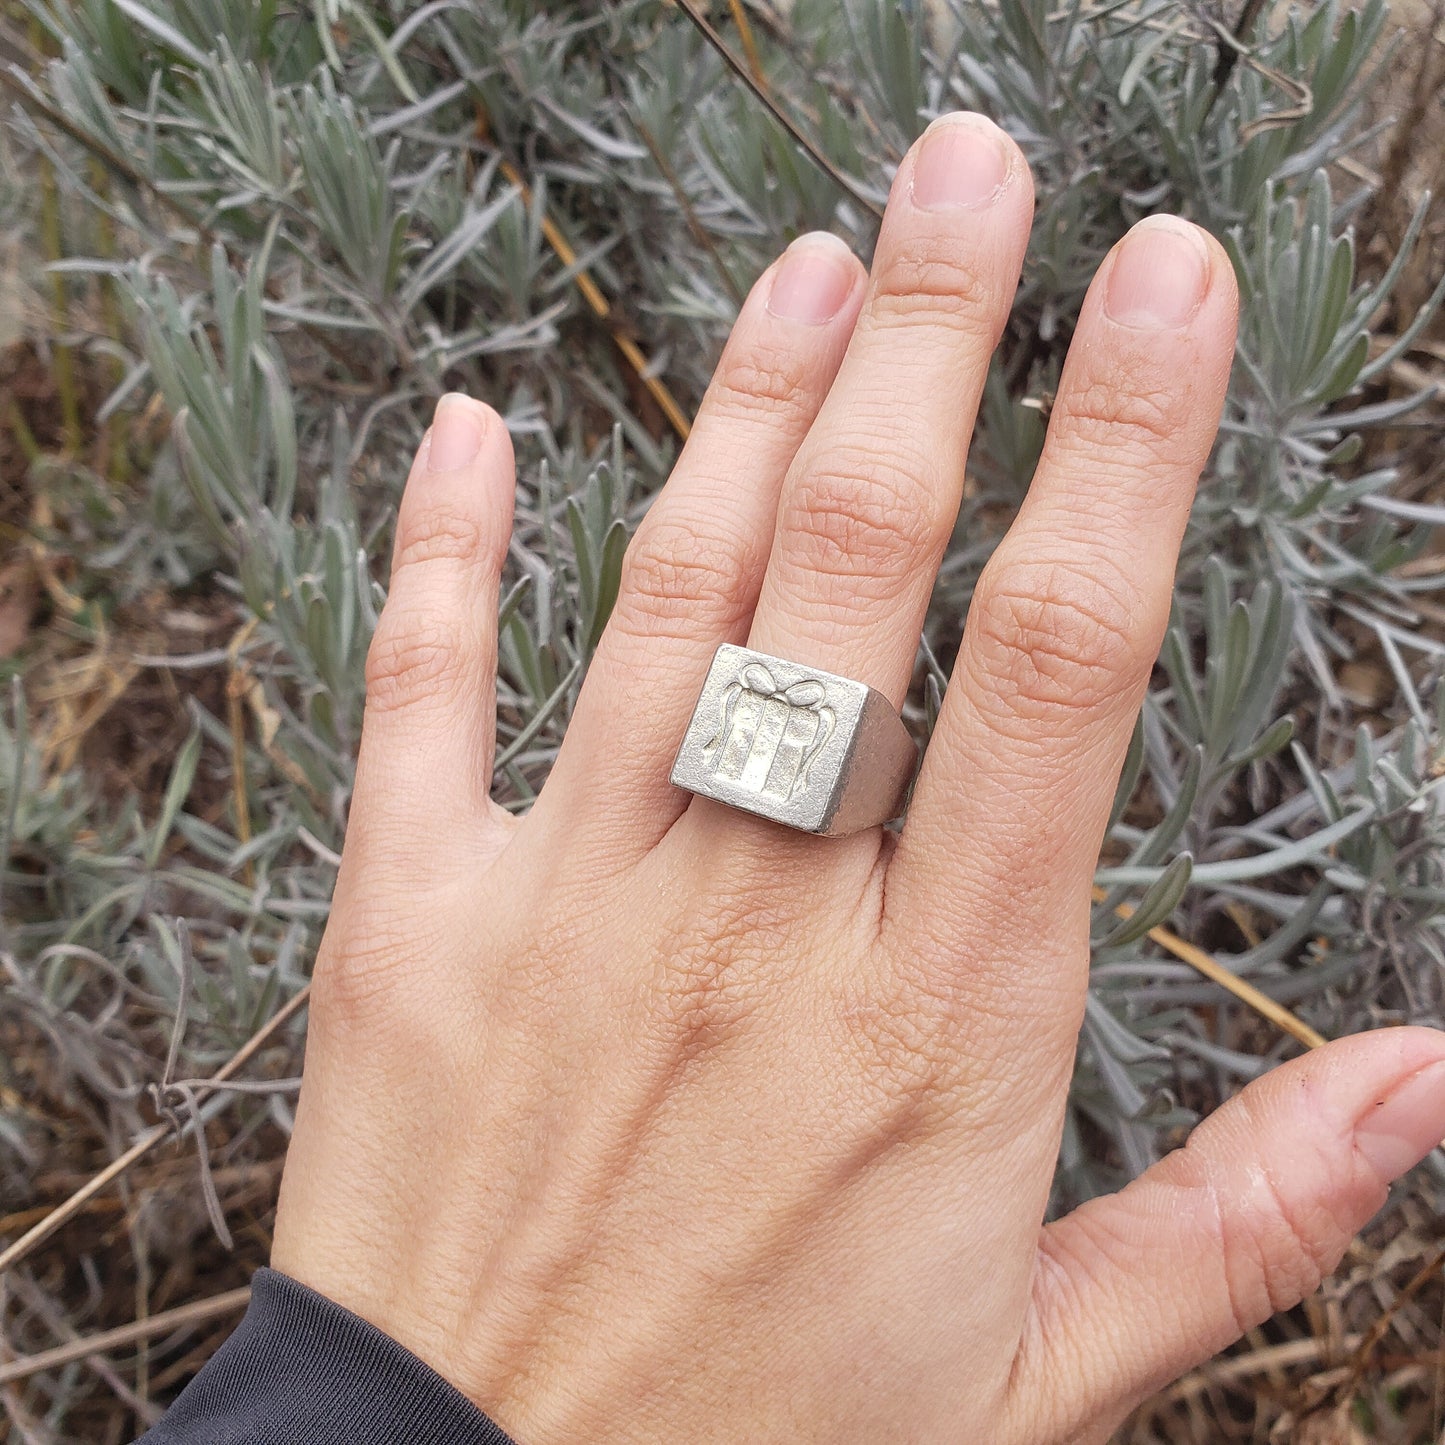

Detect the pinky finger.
[{"left": 350, "top": 394, "right": 516, "bottom": 867}]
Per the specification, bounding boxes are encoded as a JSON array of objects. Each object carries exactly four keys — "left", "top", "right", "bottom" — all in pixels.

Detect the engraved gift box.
[
  {"left": 706, "top": 662, "right": 836, "bottom": 801},
  {"left": 672, "top": 644, "right": 916, "bottom": 835}
]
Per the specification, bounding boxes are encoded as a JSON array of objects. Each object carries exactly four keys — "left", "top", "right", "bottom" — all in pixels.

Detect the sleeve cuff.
[{"left": 140, "top": 1268, "right": 519, "bottom": 1445}]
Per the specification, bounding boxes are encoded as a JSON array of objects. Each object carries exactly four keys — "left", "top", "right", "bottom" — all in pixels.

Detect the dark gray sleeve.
[{"left": 139, "top": 1268, "right": 519, "bottom": 1445}]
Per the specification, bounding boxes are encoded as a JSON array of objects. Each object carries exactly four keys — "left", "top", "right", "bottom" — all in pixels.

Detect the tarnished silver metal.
[{"left": 670, "top": 644, "right": 917, "bottom": 836}]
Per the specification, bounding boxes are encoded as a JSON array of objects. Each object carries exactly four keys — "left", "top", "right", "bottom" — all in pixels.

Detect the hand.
[{"left": 271, "top": 114, "right": 1445, "bottom": 1444}]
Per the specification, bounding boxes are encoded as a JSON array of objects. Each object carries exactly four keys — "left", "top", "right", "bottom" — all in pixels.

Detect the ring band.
[{"left": 670, "top": 644, "right": 917, "bottom": 836}]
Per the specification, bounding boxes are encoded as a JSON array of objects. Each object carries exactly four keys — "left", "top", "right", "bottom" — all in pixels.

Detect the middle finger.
[{"left": 744, "top": 113, "right": 1034, "bottom": 707}]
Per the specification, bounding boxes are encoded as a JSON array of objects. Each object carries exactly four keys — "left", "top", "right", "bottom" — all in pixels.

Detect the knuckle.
[
  {"left": 967, "top": 555, "right": 1151, "bottom": 717},
  {"left": 651, "top": 943, "right": 757, "bottom": 1066},
  {"left": 311, "top": 909, "right": 442, "bottom": 1036},
  {"left": 781, "top": 450, "right": 950, "bottom": 589},
  {"left": 867, "top": 240, "right": 1004, "bottom": 342},
  {"left": 1155, "top": 1088, "right": 1358, "bottom": 1335},
  {"left": 645, "top": 892, "right": 785, "bottom": 1067},
  {"left": 364, "top": 611, "right": 466, "bottom": 714},
  {"left": 394, "top": 506, "right": 492, "bottom": 573},
  {"left": 827, "top": 961, "right": 961, "bottom": 1137},
  {"left": 708, "top": 340, "right": 819, "bottom": 423},
  {"left": 1211, "top": 1098, "right": 1353, "bottom": 1324},
  {"left": 1052, "top": 374, "right": 1180, "bottom": 461},
  {"left": 311, "top": 942, "right": 391, "bottom": 1033},
  {"left": 613, "top": 516, "right": 758, "bottom": 636},
  {"left": 1217, "top": 1173, "right": 1341, "bottom": 1328}
]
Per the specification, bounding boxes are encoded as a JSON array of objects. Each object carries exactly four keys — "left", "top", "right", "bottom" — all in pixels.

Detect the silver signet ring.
[{"left": 670, "top": 644, "right": 918, "bottom": 836}]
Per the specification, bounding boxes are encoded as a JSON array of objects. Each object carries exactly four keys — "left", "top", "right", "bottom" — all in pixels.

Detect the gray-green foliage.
[{"left": 3, "top": 0, "right": 1443, "bottom": 1272}]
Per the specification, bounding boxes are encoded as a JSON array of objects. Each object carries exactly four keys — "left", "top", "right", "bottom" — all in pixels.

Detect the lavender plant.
[{"left": 1, "top": 0, "right": 1442, "bottom": 1433}]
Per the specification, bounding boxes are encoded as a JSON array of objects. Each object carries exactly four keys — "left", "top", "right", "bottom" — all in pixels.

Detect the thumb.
[{"left": 1006, "top": 1026, "right": 1445, "bottom": 1445}]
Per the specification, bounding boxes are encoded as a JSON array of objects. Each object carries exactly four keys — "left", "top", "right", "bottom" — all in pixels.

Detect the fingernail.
[
  {"left": 1105, "top": 216, "right": 1211, "bottom": 330},
  {"left": 766, "top": 232, "right": 857, "bottom": 325},
  {"left": 1355, "top": 1059, "right": 1445, "bottom": 1180},
  {"left": 428, "top": 394, "right": 487, "bottom": 471},
  {"left": 910, "top": 113, "right": 1012, "bottom": 211}
]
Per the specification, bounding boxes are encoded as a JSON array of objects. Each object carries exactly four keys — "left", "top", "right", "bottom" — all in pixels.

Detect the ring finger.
[{"left": 534, "top": 233, "right": 867, "bottom": 856}]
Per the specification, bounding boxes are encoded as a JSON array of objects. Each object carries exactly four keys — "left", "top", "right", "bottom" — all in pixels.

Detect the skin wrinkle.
[
  {"left": 1047, "top": 372, "right": 1192, "bottom": 458},
  {"left": 643, "top": 916, "right": 775, "bottom": 1064},
  {"left": 689, "top": 318, "right": 860, "bottom": 452},
  {"left": 1014, "top": 1154, "right": 1231, "bottom": 1441},
  {"left": 1183, "top": 1148, "right": 1241, "bottom": 1340},
  {"left": 392, "top": 507, "right": 500, "bottom": 571},
  {"left": 966, "top": 563, "right": 1152, "bottom": 719},
  {"left": 826, "top": 959, "right": 968, "bottom": 1135},
  {"left": 947, "top": 630, "right": 1150, "bottom": 768},
  {"left": 1010, "top": 1036, "right": 1438, "bottom": 1442},
  {"left": 310, "top": 914, "right": 459, "bottom": 1028},
  {"left": 1252, "top": 1160, "right": 1340, "bottom": 1311},
  {"left": 630, "top": 848, "right": 811, "bottom": 1056},
  {"left": 1022, "top": 1219, "right": 1139, "bottom": 1422},
  {"left": 1212, "top": 1107, "right": 1364, "bottom": 1328},
  {"left": 960, "top": 982, "right": 1090, "bottom": 1111},
  {"left": 704, "top": 338, "right": 845, "bottom": 421},
  {"left": 860, "top": 246, "right": 1009, "bottom": 340},
  {"left": 659, "top": 808, "right": 865, "bottom": 912},
  {"left": 788, "top": 422, "right": 952, "bottom": 531},
  {"left": 612, "top": 517, "right": 764, "bottom": 635},
  {"left": 1219, "top": 1163, "right": 1294, "bottom": 1335},
  {"left": 363, "top": 622, "right": 477, "bottom": 714},
  {"left": 774, "top": 459, "right": 953, "bottom": 594},
  {"left": 860, "top": 182, "right": 1022, "bottom": 333}
]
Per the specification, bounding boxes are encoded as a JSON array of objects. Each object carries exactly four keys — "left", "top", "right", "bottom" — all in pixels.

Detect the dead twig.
[
  {"left": 225, "top": 619, "right": 260, "bottom": 887},
  {"left": 0, "top": 984, "right": 310, "bottom": 1276},
  {"left": 1163, "top": 1332, "right": 1364, "bottom": 1403},
  {"left": 726, "top": 0, "right": 765, "bottom": 82},
  {"left": 0, "top": 1288, "right": 251, "bottom": 1386},
  {"left": 1344, "top": 1242, "right": 1445, "bottom": 1394},
  {"left": 493, "top": 153, "right": 693, "bottom": 441},
  {"left": 669, "top": 0, "right": 883, "bottom": 221},
  {"left": 1095, "top": 888, "right": 1327, "bottom": 1051}
]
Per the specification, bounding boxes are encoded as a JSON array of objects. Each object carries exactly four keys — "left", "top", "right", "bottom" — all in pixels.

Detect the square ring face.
[{"left": 669, "top": 644, "right": 870, "bottom": 833}]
